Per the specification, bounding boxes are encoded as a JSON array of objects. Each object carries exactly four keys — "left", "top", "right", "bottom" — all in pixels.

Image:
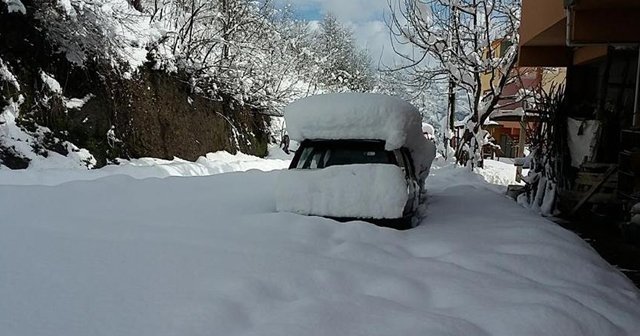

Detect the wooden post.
[{"left": 516, "top": 120, "right": 526, "bottom": 182}]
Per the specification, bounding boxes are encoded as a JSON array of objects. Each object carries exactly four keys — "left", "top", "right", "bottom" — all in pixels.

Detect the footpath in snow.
[{"left": 1, "top": 156, "right": 639, "bottom": 336}]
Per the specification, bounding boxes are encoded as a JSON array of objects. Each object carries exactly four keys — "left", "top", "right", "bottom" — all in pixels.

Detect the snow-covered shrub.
[{"left": 517, "top": 86, "right": 567, "bottom": 216}]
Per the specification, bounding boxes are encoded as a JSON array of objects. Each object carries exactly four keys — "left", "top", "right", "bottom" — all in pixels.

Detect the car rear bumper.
[{"left": 327, "top": 216, "right": 414, "bottom": 230}]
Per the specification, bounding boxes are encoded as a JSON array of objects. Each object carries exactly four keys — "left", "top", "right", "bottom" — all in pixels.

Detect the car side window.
[
  {"left": 322, "top": 149, "right": 332, "bottom": 167},
  {"left": 309, "top": 151, "right": 323, "bottom": 168},
  {"left": 296, "top": 147, "right": 314, "bottom": 168}
]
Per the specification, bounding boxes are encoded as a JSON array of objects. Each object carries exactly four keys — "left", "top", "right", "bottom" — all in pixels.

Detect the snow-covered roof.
[
  {"left": 285, "top": 93, "right": 418, "bottom": 149},
  {"left": 284, "top": 93, "right": 435, "bottom": 177}
]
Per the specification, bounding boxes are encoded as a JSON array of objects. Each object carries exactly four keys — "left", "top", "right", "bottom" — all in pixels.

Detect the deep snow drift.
[{"left": 0, "top": 157, "right": 639, "bottom": 336}]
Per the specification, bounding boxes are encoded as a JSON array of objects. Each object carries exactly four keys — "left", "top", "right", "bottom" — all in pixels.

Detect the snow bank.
[
  {"left": 1, "top": 164, "right": 639, "bottom": 336},
  {"left": 284, "top": 93, "right": 435, "bottom": 178},
  {"left": 276, "top": 164, "right": 408, "bottom": 219},
  {"left": 429, "top": 158, "right": 525, "bottom": 192},
  {"left": 479, "top": 159, "right": 526, "bottom": 187},
  {"left": 0, "top": 150, "right": 289, "bottom": 186}
]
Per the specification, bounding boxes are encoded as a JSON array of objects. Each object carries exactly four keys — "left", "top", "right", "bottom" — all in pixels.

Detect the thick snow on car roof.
[{"left": 284, "top": 93, "right": 435, "bottom": 178}]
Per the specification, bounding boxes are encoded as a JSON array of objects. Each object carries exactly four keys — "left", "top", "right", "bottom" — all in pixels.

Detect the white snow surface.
[
  {"left": 1, "top": 0, "right": 25, "bottom": 14},
  {"left": 64, "top": 94, "right": 94, "bottom": 109},
  {"left": 479, "top": 158, "right": 526, "bottom": 188},
  {"left": 276, "top": 164, "right": 408, "bottom": 219},
  {"left": 40, "top": 71, "right": 63, "bottom": 94},
  {"left": 284, "top": 93, "right": 436, "bottom": 178},
  {"left": 1, "top": 157, "right": 639, "bottom": 336},
  {"left": 56, "top": 0, "right": 73, "bottom": 16},
  {"left": 0, "top": 57, "right": 20, "bottom": 90},
  {"left": 422, "top": 122, "right": 435, "bottom": 138},
  {"left": 0, "top": 149, "right": 289, "bottom": 186},
  {"left": 0, "top": 96, "right": 96, "bottom": 170}
]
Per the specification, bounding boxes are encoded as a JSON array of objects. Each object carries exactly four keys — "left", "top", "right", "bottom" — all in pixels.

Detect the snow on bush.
[
  {"left": 276, "top": 164, "right": 408, "bottom": 219},
  {"left": 39, "top": 71, "right": 63, "bottom": 94},
  {"left": 64, "top": 94, "right": 94, "bottom": 109},
  {"left": 0, "top": 57, "right": 20, "bottom": 90},
  {"left": 285, "top": 93, "right": 436, "bottom": 178}
]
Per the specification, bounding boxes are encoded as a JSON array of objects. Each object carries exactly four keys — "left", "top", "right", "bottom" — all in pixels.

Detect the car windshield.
[{"left": 294, "top": 141, "right": 396, "bottom": 169}]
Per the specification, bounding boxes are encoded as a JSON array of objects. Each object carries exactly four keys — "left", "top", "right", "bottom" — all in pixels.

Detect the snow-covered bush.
[{"left": 517, "top": 86, "right": 567, "bottom": 216}]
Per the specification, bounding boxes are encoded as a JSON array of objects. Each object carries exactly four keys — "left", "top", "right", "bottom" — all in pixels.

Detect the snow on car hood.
[
  {"left": 276, "top": 164, "right": 409, "bottom": 219},
  {"left": 284, "top": 93, "right": 435, "bottom": 180}
]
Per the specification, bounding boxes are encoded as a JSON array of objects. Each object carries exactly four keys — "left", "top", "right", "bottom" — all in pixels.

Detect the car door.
[{"left": 394, "top": 148, "right": 421, "bottom": 215}]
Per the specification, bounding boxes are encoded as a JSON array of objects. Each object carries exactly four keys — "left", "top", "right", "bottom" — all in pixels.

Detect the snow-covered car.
[{"left": 276, "top": 93, "right": 436, "bottom": 229}]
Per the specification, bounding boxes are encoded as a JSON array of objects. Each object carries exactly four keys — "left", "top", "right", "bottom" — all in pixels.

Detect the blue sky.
[{"left": 274, "top": 0, "right": 400, "bottom": 66}]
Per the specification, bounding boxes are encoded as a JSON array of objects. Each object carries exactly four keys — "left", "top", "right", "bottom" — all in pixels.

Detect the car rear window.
[{"left": 294, "top": 142, "right": 396, "bottom": 169}]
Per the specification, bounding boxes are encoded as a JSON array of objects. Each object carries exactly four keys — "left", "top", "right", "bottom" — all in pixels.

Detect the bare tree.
[{"left": 387, "top": 0, "right": 521, "bottom": 166}]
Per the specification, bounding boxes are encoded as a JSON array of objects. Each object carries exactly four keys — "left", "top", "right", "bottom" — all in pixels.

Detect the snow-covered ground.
[
  {"left": 1, "top": 154, "right": 639, "bottom": 336},
  {"left": 0, "top": 149, "right": 290, "bottom": 186}
]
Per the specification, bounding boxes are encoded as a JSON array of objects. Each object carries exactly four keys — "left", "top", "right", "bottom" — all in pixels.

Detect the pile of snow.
[
  {"left": 276, "top": 164, "right": 408, "bottom": 219},
  {"left": 284, "top": 93, "right": 436, "bottom": 179},
  {"left": 265, "top": 144, "right": 294, "bottom": 161},
  {"left": 0, "top": 149, "right": 290, "bottom": 186},
  {"left": 430, "top": 158, "right": 525, "bottom": 191},
  {"left": 1, "top": 162, "right": 639, "bottom": 335},
  {"left": 479, "top": 159, "right": 526, "bottom": 187}
]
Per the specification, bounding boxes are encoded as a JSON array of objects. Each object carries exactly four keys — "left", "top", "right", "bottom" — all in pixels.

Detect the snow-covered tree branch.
[{"left": 387, "top": 0, "right": 521, "bottom": 166}]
